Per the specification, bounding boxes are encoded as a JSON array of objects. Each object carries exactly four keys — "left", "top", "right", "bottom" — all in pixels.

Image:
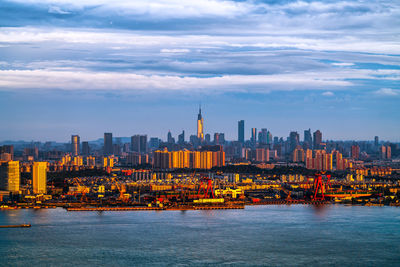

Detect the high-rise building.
[
  {"left": 238, "top": 120, "right": 244, "bottom": 143},
  {"left": 267, "top": 131, "right": 273, "bottom": 145},
  {"left": 214, "top": 133, "right": 225, "bottom": 145},
  {"left": 313, "top": 130, "right": 322, "bottom": 149},
  {"left": 197, "top": 107, "right": 204, "bottom": 141},
  {"left": 178, "top": 130, "right": 185, "bottom": 145},
  {"left": 289, "top": 131, "right": 300, "bottom": 152},
  {"left": 259, "top": 128, "right": 268, "bottom": 144},
  {"left": 82, "top": 141, "right": 90, "bottom": 155},
  {"left": 149, "top": 138, "right": 160, "bottom": 150},
  {"left": 351, "top": 145, "right": 360, "bottom": 159},
  {"left": 131, "top": 135, "right": 147, "bottom": 153},
  {"left": 0, "top": 161, "right": 20, "bottom": 193},
  {"left": 205, "top": 134, "right": 211, "bottom": 144},
  {"left": 167, "top": 131, "right": 174, "bottom": 144},
  {"left": 32, "top": 162, "right": 47, "bottom": 194},
  {"left": 293, "top": 148, "right": 305, "bottom": 162},
  {"left": 374, "top": 136, "right": 379, "bottom": 147},
  {"left": 251, "top": 128, "right": 257, "bottom": 145},
  {"left": 71, "top": 135, "right": 80, "bottom": 156},
  {"left": 381, "top": 145, "right": 391, "bottom": 159},
  {"left": 304, "top": 129, "right": 312, "bottom": 148},
  {"left": 104, "top": 133, "right": 113, "bottom": 156},
  {"left": 0, "top": 145, "right": 14, "bottom": 160}
]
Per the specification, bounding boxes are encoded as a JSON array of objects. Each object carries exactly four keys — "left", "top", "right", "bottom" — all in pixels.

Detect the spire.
[{"left": 198, "top": 104, "right": 202, "bottom": 120}]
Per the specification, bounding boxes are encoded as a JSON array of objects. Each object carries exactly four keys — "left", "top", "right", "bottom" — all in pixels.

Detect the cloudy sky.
[{"left": 0, "top": 0, "right": 399, "bottom": 142}]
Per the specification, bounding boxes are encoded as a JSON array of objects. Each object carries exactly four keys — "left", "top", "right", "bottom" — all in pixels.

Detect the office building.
[
  {"left": 71, "top": 135, "right": 80, "bottom": 156},
  {"left": 131, "top": 135, "right": 147, "bottom": 154},
  {"left": 238, "top": 120, "right": 244, "bottom": 143},
  {"left": 0, "top": 161, "right": 20, "bottom": 193},
  {"left": 82, "top": 141, "right": 90, "bottom": 155},
  {"left": 304, "top": 129, "right": 312, "bottom": 148},
  {"left": 251, "top": 128, "right": 257, "bottom": 146},
  {"left": 374, "top": 136, "right": 379, "bottom": 147},
  {"left": 289, "top": 131, "right": 300, "bottom": 152},
  {"left": 178, "top": 130, "right": 185, "bottom": 144},
  {"left": 313, "top": 130, "right": 322, "bottom": 149},
  {"left": 351, "top": 145, "right": 360, "bottom": 159},
  {"left": 33, "top": 162, "right": 47, "bottom": 194},
  {"left": 104, "top": 133, "right": 113, "bottom": 155}
]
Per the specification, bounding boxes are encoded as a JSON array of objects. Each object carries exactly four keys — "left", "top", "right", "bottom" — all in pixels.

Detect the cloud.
[
  {"left": 160, "top": 49, "right": 190, "bottom": 53},
  {"left": 332, "top": 62, "right": 354, "bottom": 66},
  {"left": 48, "top": 6, "right": 71, "bottom": 14},
  {"left": 322, "top": 91, "right": 334, "bottom": 96},
  {"left": 0, "top": 69, "right": 353, "bottom": 93},
  {"left": 374, "top": 88, "right": 400, "bottom": 96}
]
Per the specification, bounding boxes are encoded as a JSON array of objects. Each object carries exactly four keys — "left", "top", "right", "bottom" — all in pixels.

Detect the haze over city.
[{"left": 1, "top": 0, "right": 399, "bottom": 142}]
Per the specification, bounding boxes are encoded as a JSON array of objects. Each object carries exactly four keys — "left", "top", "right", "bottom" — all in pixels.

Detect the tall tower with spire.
[{"left": 197, "top": 106, "right": 204, "bottom": 141}]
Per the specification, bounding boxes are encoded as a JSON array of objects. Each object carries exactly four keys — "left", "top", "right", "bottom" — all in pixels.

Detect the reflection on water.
[{"left": 0, "top": 205, "right": 399, "bottom": 266}]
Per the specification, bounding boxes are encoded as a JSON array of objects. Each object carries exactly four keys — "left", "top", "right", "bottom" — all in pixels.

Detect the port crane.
[{"left": 197, "top": 176, "right": 215, "bottom": 199}]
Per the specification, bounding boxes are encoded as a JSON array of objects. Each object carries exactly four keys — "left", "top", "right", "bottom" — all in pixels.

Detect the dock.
[
  {"left": 67, "top": 207, "right": 165, "bottom": 211},
  {"left": 0, "top": 224, "right": 31, "bottom": 228}
]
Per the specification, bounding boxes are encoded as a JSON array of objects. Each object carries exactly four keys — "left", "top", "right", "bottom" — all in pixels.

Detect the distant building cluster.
[{"left": 0, "top": 107, "right": 399, "bottom": 198}]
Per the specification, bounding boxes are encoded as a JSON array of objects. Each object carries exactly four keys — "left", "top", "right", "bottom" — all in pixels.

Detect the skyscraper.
[
  {"left": 0, "top": 161, "right": 20, "bottom": 193},
  {"left": 304, "top": 129, "right": 312, "bottom": 148},
  {"left": 374, "top": 136, "right": 379, "bottom": 147},
  {"left": 178, "top": 130, "right": 185, "bottom": 145},
  {"left": 289, "top": 131, "right": 300, "bottom": 152},
  {"left": 197, "top": 107, "right": 204, "bottom": 141},
  {"left": 104, "top": 133, "right": 113, "bottom": 156},
  {"left": 167, "top": 131, "right": 174, "bottom": 144},
  {"left": 131, "top": 135, "right": 148, "bottom": 153},
  {"left": 71, "top": 135, "right": 80, "bottom": 156},
  {"left": 313, "top": 130, "right": 322, "bottom": 149},
  {"left": 259, "top": 128, "right": 268, "bottom": 144},
  {"left": 251, "top": 128, "right": 257, "bottom": 145},
  {"left": 33, "top": 162, "right": 47, "bottom": 194},
  {"left": 351, "top": 145, "right": 360, "bottom": 159},
  {"left": 238, "top": 120, "right": 244, "bottom": 143},
  {"left": 82, "top": 141, "right": 90, "bottom": 155}
]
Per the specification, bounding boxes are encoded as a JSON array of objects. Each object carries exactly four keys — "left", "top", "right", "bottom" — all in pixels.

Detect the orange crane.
[{"left": 111, "top": 177, "right": 128, "bottom": 201}]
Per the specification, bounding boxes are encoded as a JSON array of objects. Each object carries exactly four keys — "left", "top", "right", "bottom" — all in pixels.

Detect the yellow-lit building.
[
  {"left": 73, "top": 156, "right": 83, "bottom": 166},
  {"left": 62, "top": 154, "right": 72, "bottom": 165},
  {"left": 197, "top": 107, "right": 204, "bottom": 141},
  {"left": 153, "top": 148, "right": 225, "bottom": 169},
  {"left": 33, "top": 162, "right": 47, "bottom": 194},
  {"left": 103, "top": 157, "right": 114, "bottom": 168},
  {"left": 86, "top": 156, "right": 96, "bottom": 167},
  {"left": 0, "top": 161, "right": 20, "bottom": 193}
]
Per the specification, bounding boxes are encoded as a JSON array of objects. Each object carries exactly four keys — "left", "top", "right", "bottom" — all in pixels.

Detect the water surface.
[{"left": 0, "top": 205, "right": 399, "bottom": 266}]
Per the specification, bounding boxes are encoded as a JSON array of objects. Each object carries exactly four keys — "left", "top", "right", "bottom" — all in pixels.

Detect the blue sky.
[{"left": 0, "top": 0, "right": 399, "bottom": 142}]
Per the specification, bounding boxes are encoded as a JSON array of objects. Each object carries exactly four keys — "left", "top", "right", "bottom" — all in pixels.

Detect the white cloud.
[
  {"left": 332, "top": 62, "right": 354, "bottom": 66},
  {"left": 374, "top": 88, "right": 400, "bottom": 96},
  {"left": 0, "top": 69, "right": 352, "bottom": 93},
  {"left": 1, "top": 27, "right": 400, "bottom": 55},
  {"left": 160, "top": 49, "right": 190, "bottom": 53},
  {"left": 11, "top": 0, "right": 252, "bottom": 19},
  {"left": 322, "top": 91, "right": 334, "bottom": 96},
  {"left": 48, "top": 6, "right": 71, "bottom": 14}
]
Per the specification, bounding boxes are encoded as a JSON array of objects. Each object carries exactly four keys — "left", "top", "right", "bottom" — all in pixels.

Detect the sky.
[{"left": 0, "top": 0, "right": 399, "bottom": 142}]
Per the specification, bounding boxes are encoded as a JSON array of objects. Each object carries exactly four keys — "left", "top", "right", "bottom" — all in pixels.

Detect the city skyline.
[{"left": 0, "top": 0, "right": 399, "bottom": 142}]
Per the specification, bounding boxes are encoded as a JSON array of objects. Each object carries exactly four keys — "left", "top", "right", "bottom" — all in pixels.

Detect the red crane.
[
  {"left": 312, "top": 173, "right": 331, "bottom": 201},
  {"left": 197, "top": 176, "right": 215, "bottom": 199}
]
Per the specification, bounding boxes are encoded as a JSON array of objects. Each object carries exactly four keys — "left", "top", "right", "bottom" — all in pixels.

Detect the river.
[{"left": 0, "top": 205, "right": 399, "bottom": 266}]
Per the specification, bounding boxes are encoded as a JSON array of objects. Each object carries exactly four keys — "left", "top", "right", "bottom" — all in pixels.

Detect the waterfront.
[{"left": 0, "top": 205, "right": 399, "bottom": 266}]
